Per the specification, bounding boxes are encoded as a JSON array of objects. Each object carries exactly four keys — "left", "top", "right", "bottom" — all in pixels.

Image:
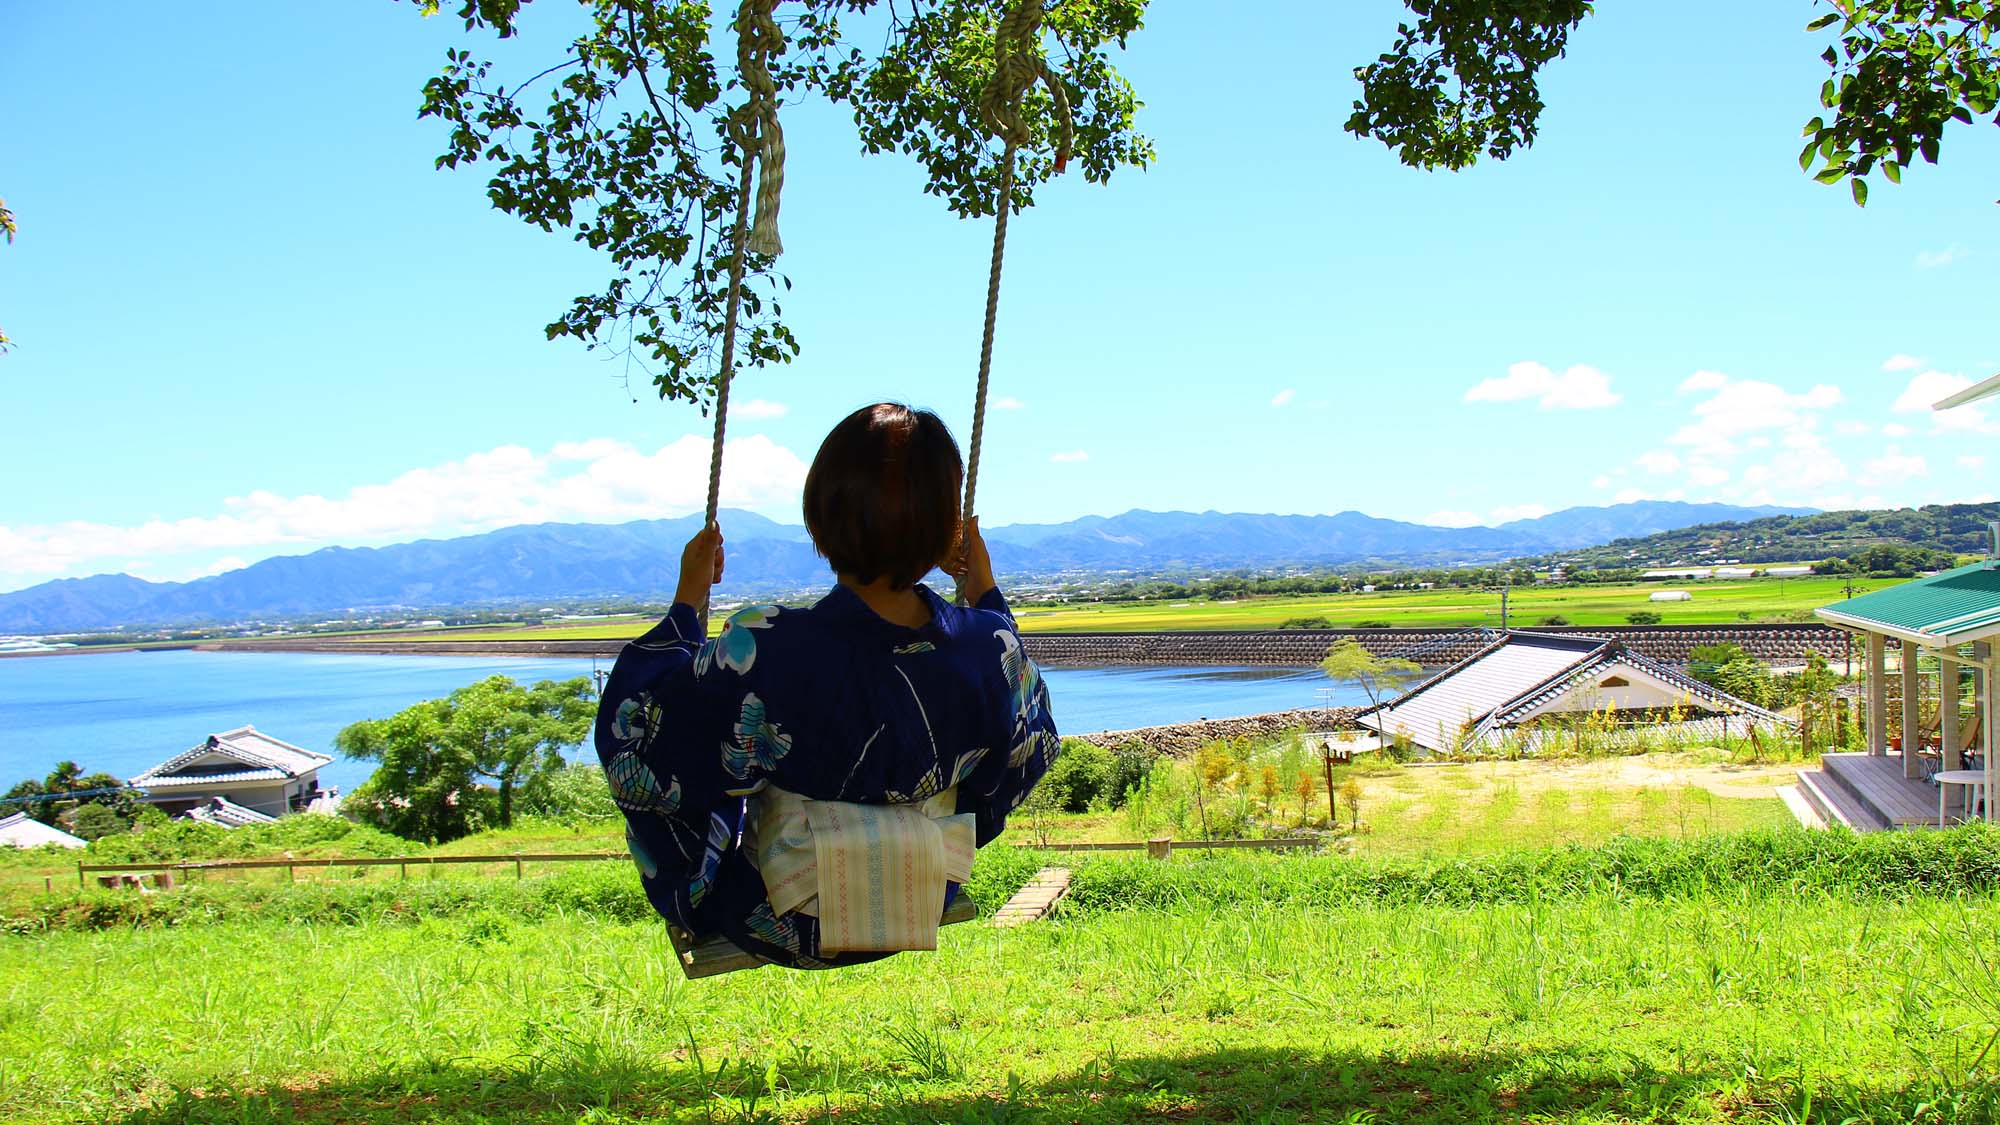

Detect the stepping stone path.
[{"left": 993, "top": 867, "right": 1071, "bottom": 927}]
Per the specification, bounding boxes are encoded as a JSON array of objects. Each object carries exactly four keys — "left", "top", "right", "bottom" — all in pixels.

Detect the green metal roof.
[{"left": 1816, "top": 560, "right": 2000, "bottom": 645}]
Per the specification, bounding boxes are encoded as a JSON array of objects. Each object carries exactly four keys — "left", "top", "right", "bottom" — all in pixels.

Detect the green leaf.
[
  {"left": 1799, "top": 138, "right": 1820, "bottom": 172},
  {"left": 1883, "top": 161, "right": 1902, "bottom": 184},
  {"left": 1814, "top": 165, "right": 1848, "bottom": 184},
  {"left": 1801, "top": 116, "right": 1824, "bottom": 137},
  {"left": 1851, "top": 177, "right": 1868, "bottom": 207},
  {"left": 1806, "top": 13, "right": 1840, "bottom": 31}
]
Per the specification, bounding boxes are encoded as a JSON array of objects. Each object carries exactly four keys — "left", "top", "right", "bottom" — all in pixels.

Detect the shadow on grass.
[{"left": 100, "top": 1044, "right": 2000, "bottom": 1125}]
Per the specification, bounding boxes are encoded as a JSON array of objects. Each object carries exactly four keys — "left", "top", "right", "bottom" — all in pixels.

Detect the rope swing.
[
  {"left": 705, "top": 0, "right": 788, "bottom": 530},
  {"left": 700, "top": 0, "right": 1073, "bottom": 543},
  {"left": 962, "top": 0, "right": 1072, "bottom": 526}
]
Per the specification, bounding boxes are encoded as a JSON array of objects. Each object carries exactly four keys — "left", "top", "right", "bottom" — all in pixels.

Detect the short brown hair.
[{"left": 803, "top": 403, "right": 963, "bottom": 590}]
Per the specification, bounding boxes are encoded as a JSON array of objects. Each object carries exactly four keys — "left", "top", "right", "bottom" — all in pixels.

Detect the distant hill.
[
  {"left": 0, "top": 500, "right": 1807, "bottom": 634},
  {"left": 1529, "top": 501, "right": 2000, "bottom": 570}
]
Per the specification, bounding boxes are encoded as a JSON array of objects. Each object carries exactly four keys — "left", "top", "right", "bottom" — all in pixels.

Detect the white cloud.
[
  {"left": 0, "top": 435, "right": 810, "bottom": 588},
  {"left": 1669, "top": 373, "right": 1843, "bottom": 455},
  {"left": 734, "top": 399, "right": 789, "bottom": 420},
  {"left": 1959, "top": 455, "right": 1988, "bottom": 472},
  {"left": 1688, "top": 464, "right": 1730, "bottom": 487},
  {"left": 1858, "top": 446, "right": 1928, "bottom": 488},
  {"left": 991, "top": 396, "right": 1025, "bottom": 411},
  {"left": 1882, "top": 423, "right": 1912, "bottom": 438},
  {"left": 1590, "top": 474, "right": 1612, "bottom": 489},
  {"left": 1679, "top": 370, "right": 1730, "bottom": 393},
  {"left": 1050, "top": 450, "right": 1090, "bottom": 463},
  {"left": 1834, "top": 421, "right": 1872, "bottom": 436},
  {"left": 1613, "top": 488, "right": 1650, "bottom": 504},
  {"left": 1422, "top": 510, "right": 1482, "bottom": 528},
  {"left": 1635, "top": 450, "right": 1682, "bottom": 475},
  {"left": 1915, "top": 244, "right": 1969, "bottom": 269},
  {"left": 1489, "top": 504, "right": 1551, "bottom": 524},
  {"left": 194, "top": 556, "right": 249, "bottom": 579},
  {"left": 1270, "top": 388, "right": 1296, "bottom": 407},
  {"left": 1464, "top": 361, "right": 1621, "bottom": 410},
  {"left": 1882, "top": 354, "right": 1924, "bottom": 373},
  {"left": 1891, "top": 370, "right": 2000, "bottom": 433}
]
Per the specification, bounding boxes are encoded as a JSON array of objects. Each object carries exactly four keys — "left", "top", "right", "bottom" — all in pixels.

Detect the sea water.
[{"left": 0, "top": 650, "right": 1362, "bottom": 792}]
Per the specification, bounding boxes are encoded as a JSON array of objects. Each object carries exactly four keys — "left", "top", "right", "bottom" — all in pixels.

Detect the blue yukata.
[{"left": 594, "top": 582, "right": 1060, "bottom": 969}]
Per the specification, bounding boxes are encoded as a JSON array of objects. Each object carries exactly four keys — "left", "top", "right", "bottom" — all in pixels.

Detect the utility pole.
[{"left": 1500, "top": 586, "right": 1511, "bottom": 632}]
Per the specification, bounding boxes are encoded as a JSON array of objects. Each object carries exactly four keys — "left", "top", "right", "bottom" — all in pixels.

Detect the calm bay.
[{"left": 0, "top": 650, "right": 1358, "bottom": 792}]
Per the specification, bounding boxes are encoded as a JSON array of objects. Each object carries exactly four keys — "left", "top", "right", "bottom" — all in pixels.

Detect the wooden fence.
[{"left": 77, "top": 836, "right": 1319, "bottom": 888}]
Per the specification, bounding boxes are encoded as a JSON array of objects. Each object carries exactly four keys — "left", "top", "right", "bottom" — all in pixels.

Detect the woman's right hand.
[
  {"left": 675, "top": 522, "right": 725, "bottom": 610},
  {"left": 953, "top": 517, "right": 996, "bottom": 605}
]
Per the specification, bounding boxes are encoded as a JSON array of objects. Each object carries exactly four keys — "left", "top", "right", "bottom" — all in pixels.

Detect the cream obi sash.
[{"left": 753, "top": 785, "right": 977, "bottom": 954}]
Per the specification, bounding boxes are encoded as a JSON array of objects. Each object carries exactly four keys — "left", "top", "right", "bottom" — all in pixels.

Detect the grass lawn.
[
  {"left": 2, "top": 752, "right": 1801, "bottom": 911},
  {"left": 299, "top": 575, "right": 1901, "bottom": 646},
  {"left": 4, "top": 887, "right": 1996, "bottom": 1123}
]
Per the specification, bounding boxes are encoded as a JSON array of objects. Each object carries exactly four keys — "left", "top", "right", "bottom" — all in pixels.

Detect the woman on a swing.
[{"left": 595, "top": 402, "right": 1060, "bottom": 969}]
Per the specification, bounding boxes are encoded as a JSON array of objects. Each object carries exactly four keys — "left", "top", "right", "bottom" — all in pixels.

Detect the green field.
[
  {"left": 6, "top": 846, "right": 1999, "bottom": 1123},
  {"left": 9, "top": 737, "right": 2000, "bottom": 1124},
  {"left": 311, "top": 574, "right": 1900, "bottom": 646}
]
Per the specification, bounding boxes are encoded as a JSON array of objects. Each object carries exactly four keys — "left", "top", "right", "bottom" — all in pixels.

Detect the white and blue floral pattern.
[{"left": 593, "top": 582, "right": 1058, "bottom": 970}]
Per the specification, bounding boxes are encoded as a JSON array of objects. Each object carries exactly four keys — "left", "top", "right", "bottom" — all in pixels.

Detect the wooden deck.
[{"left": 1816, "top": 752, "right": 1944, "bottom": 829}]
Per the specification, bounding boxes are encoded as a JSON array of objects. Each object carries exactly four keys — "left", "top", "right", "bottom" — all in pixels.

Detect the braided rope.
[
  {"left": 705, "top": 0, "right": 787, "bottom": 532},
  {"left": 963, "top": 0, "right": 1072, "bottom": 531},
  {"left": 729, "top": 0, "right": 786, "bottom": 256}
]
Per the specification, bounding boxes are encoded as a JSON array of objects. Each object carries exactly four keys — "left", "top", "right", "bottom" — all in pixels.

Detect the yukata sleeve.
[
  {"left": 594, "top": 602, "right": 756, "bottom": 933},
  {"left": 958, "top": 587, "right": 1061, "bottom": 846}
]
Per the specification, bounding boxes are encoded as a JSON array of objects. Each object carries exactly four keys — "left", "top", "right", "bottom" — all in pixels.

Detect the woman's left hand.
[{"left": 675, "top": 523, "right": 725, "bottom": 609}]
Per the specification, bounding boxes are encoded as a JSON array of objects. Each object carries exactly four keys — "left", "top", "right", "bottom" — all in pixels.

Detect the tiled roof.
[
  {"left": 140, "top": 768, "right": 291, "bottom": 787},
  {"left": 0, "top": 812, "right": 87, "bottom": 849},
  {"left": 1817, "top": 561, "right": 2000, "bottom": 646},
  {"left": 1362, "top": 632, "right": 1603, "bottom": 754},
  {"left": 131, "top": 726, "right": 331, "bottom": 787},
  {"left": 182, "top": 797, "right": 279, "bottom": 828},
  {"left": 1361, "top": 631, "right": 1788, "bottom": 753}
]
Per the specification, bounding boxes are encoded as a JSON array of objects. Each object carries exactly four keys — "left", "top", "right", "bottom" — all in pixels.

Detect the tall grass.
[
  {"left": 2, "top": 887, "right": 1995, "bottom": 1123},
  {"left": 11, "top": 824, "right": 1997, "bottom": 935}
]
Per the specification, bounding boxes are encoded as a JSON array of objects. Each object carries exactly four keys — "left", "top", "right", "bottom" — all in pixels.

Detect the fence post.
[
  {"left": 1146, "top": 838, "right": 1172, "bottom": 861},
  {"left": 515, "top": 856, "right": 524, "bottom": 880},
  {"left": 287, "top": 864, "right": 296, "bottom": 883},
  {"left": 400, "top": 862, "right": 408, "bottom": 881},
  {"left": 77, "top": 863, "right": 85, "bottom": 890}
]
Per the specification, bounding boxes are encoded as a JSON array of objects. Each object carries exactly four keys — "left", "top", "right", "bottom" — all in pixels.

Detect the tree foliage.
[
  {"left": 1349, "top": 1, "right": 2000, "bottom": 205},
  {"left": 335, "top": 675, "right": 596, "bottom": 842},
  {"left": 1345, "top": 0, "right": 1593, "bottom": 172},
  {"left": 0, "top": 197, "right": 14, "bottom": 354},
  {"left": 3, "top": 761, "right": 138, "bottom": 830},
  {"left": 1320, "top": 638, "right": 1423, "bottom": 710},
  {"left": 409, "top": 0, "right": 1151, "bottom": 404}
]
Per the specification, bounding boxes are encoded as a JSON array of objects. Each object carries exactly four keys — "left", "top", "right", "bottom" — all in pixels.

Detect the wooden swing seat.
[{"left": 667, "top": 895, "right": 980, "bottom": 978}]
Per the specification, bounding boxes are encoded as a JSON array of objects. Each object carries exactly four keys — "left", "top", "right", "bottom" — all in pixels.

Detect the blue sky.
[{"left": 3, "top": 1, "right": 1996, "bottom": 594}]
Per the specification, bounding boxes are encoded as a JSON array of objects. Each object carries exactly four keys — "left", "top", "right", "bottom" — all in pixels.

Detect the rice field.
[{"left": 310, "top": 574, "right": 1900, "bottom": 645}]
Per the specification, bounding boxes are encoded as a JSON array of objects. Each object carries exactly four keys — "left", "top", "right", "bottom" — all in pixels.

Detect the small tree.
[
  {"left": 1337, "top": 777, "right": 1364, "bottom": 833},
  {"left": 1320, "top": 640, "right": 1423, "bottom": 712},
  {"left": 336, "top": 676, "right": 595, "bottom": 842},
  {"left": 1293, "top": 771, "right": 1316, "bottom": 826}
]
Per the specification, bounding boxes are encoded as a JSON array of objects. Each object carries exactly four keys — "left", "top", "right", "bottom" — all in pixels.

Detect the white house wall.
[{"left": 1509, "top": 663, "right": 1710, "bottom": 721}]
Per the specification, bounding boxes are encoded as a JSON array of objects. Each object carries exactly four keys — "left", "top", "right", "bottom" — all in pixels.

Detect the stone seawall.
[
  {"left": 1022, "top": 624, "right": 1849, "bottom": 669},
  {"left": 207, "top": 623, "right": 1852, "bottom": 668},
  {"left": 1068, "top": 708, "right": 1363, "bottom": 757}
]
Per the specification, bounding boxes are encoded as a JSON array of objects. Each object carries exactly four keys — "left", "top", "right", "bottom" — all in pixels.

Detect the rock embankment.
[{"left": 1068, "top": 707, "right": 1363, "bottom": 756}]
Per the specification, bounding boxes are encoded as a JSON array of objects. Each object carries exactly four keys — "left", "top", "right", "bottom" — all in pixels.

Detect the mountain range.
[{"left": 0, "top": 501, "right": 1808, "bottom": 635}]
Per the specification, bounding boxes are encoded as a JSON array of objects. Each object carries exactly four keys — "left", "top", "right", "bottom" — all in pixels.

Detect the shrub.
[
  {"left": 1625, "top": 610, "right": 1663, "bottom": 625},
  {"left": 1041, "top": 739, "right": 1114, "bottom": 812},
  {"left": 1538, "top": 615, "right": 1571, "bottom": 626},
  {"left": 1278, "top": 615, "right": 1333, "bottom": 629},
  {"left": 1352, "top": 619, "right": 1393, "bottom": 629},
  {"left": 517, "top": 762, "right": 618, "bottom": 821},
  {"left": 1104, "top": 741, "right": 1153, "bottom": 807},
  {"left": 65, "top": 803, "right": 127, "bottom": 842}
]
